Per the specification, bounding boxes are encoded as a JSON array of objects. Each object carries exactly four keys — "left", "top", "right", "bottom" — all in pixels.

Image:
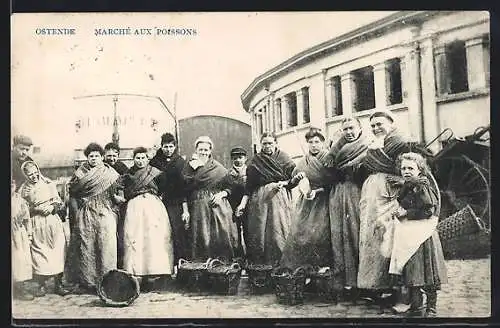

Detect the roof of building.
[{"left": 240, "top": 10, "right": 449, "bottom": 111}]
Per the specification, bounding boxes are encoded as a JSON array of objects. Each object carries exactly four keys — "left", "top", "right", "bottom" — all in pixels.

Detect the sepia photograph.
[{"left": 11, "top": 10, "right": 490, "bottom": 320}]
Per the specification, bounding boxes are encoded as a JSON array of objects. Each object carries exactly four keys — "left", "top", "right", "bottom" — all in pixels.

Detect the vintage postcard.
[{"left": 11, "top": 11, "right": 490, "bottom": 320}]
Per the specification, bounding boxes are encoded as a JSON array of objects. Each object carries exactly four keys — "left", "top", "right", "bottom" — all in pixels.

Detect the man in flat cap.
[
  {"left": 226, "top": 146, "right": 249, "bottom": 260},
  {"left": 11, "top": 135, "right": 34, "bottom": 191}
]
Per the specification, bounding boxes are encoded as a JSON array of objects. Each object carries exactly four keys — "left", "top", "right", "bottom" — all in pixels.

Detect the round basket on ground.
[
  {"left": 271, "top": 267, "right": 307, "bottom": 306},
  {"left": 177, "top": 258, "right": 211, "bottom": 292},
  {"left": 245, "top": 264, "right": 275, "bottom": 294},
  {"left": 308, "top": 267, "right": 340, "bottom": 304},
  {"left": 206, "top": 259, "right": 242, "bottom": 295},
  {"left": 97, "top": 269, "right": 140, "bottom": 307}
]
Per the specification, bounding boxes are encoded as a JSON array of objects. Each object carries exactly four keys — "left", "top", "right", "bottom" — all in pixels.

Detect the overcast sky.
[{"left": 11, "top": 11, "right": 397, "bottom": 152}]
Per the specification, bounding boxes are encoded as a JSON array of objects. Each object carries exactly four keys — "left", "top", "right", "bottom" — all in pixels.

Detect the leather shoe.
[
  {"left": 54, "top": 285, "right": 71, "bottom": 296},
  {"left": 15, "top": 289, "right": 35, "bottom": 301},
  {"left": 426, "top": 308, "right": 437, "bottom": 317},
  {"left": 33, "top": 285, "right": 47, "bottom": 297}
]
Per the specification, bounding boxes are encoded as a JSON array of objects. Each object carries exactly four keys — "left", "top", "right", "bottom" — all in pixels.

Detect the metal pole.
[
  {"left": 112, "top": 97, "right": 120, "bottom": 146},
  {"left": 173, "top": 92, "right": 179, "bottom": 152}
]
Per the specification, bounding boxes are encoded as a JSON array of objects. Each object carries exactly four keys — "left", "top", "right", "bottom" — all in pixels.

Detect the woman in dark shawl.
[
  {"left": 324, "top": 117, "right": 369, "bottom": 296},
  {"left": 280, "top": 128, "right": 334, "bottom": 270},
  {"left": 182, "top": 136, "right": 238, "bottom": 261},
  {"left": 149, "top": 133, "right": 190, "bottom": 263},
  {"left": 67, "top": 142, "right": 121, "bottom": 293},
  {"left": 236, "top": 132, "right": 303, "bottom": 266},
  {"left": 357, "top": 111, "right": 411, "bottom": 296},
  {"left": 122, "top": 147, "right": 174, "bottom": 291}
]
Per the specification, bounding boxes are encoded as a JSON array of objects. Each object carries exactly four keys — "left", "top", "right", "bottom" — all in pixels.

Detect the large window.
[
  {"left": 286, "top": 92, "right": 298, "bottom": 127},
  {"left": 447, "top": 41, "right": 469, "bottom": 94},
  {"left": 275, "top": 98, "right": 282, "bottom": 131},
  {"left": 387, "top": 58, "right": 403, "bottom": 105},
  {"left": 302, "top": 87, "right": 310, "bottom": 124},
  {"left": 256, "top": 112, "right": 263, "bottom": 137},
  {"left": 262, "top": 105, "right": 267, "bottom": 132},
  {"left": 353, "top": 66, "right": 375, "bottom": 112},
  {"left": 331, "top": 76, "right": 343, "bottom": 116}
]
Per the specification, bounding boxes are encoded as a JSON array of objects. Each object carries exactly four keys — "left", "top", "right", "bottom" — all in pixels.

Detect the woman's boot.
[
  {"left": 32, "top": 276, "right": 47, "bottom": 297},
  {"left": 407, "top": 286, "right": 424, "bottom": 317},
  {"left": 392, "top": 286, "right": 411, "bottom": 314},
  {"left": 425, "top": 288, "right": 438, "bottom": 317},
  {"left": 54, "top": 273, "right": 71, "bottom": 296},
  {"left": 14, "top": 282, "right": 35, "bottom": 301}
]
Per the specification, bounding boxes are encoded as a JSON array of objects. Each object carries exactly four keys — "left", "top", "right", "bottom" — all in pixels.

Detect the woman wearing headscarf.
[
  {"left": 236, "top": 132, "right": 303, "bottom": 266},
  {"left": 122, "top": 147, "right": 174, "bottom": 291},
  {"left": 182, "top": 136, "right": 238, "bottom": 261},
  {"left": 280, "top": 128, "right": 334, "bottom": 270},
  {"left": 11, "top": 178, "right": 35, "bottom": 300},
  {"left": 19, "top": 161, "right": 70, "bottom": 296},
  {"left": 67, "top": 142, "right": 122, "bottom": 293},
  {"left": 324, "top": 117, "right": 369, "bottom": 298},
  {"left": 357, "top": 111, "right": 411, "bottom": 299}
]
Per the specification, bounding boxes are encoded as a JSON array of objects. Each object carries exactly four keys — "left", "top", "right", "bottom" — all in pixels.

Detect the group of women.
[
  {"left": 270, "top": 111, "right": 447, "bottom": 317},
  {"left": 11, "top": 109, "right": 447, "bottom": 317}
]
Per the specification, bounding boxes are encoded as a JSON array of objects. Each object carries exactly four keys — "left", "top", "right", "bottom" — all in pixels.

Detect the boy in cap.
[
  {"left": 11, "top": 135, "right": 34, "bottom": 190},
  {"left": 226, "top": 147, "right": 249, "bottom": 260}
]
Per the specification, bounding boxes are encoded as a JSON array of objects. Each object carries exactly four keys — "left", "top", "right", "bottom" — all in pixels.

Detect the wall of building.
[
  {"left": 178, "top": 115, "right": 252, "bottom": 169},
  {"left": 436, "top": 94, "right": 490, "bottom": 139},
  {"left": 244, "top": 11, "right": 490, "bottom": 159}
]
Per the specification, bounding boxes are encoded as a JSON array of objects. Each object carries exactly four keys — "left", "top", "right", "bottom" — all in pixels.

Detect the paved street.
[{"left": 12, "top": 258, "right": 490, "bottom": 319}]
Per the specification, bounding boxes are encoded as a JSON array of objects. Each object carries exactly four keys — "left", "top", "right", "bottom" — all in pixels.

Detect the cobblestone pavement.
[{"left": 12, "top": 258, "right": 490, "bottom": 319}]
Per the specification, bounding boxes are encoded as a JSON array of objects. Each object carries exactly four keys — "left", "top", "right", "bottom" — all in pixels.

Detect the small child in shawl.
[{"left": 391, "top": 152, "right": 444, "bottom": 317}]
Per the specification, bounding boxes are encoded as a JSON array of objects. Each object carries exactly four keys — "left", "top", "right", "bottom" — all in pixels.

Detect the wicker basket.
[
  {"left": 246, "top": 264, "right": 275, "bottom": 294},
  {"left": 97, "top": 269, "right": 140, "bottom": 307},
  {"left": 309, "top": 267, "right": 340, "bottom": 303},
  {"left": 176, "top": 258, "right": 211, "bottom": 292},
  {"left": 437, "top": 205, "right": 487, "bottom": 241},
  {"left": 271, "top": 267, "right": 307, "bottom": 305},
  {"left": 206, "top": 259, "right": 242, "bottom": 295}
]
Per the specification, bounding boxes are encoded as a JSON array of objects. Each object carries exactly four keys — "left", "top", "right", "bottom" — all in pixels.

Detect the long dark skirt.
[
  {"left": 402, "top": 231, "right": 448, "bottom": 288},
  {"left": 329, "top": 181, "right": 361, "bottom": 288},
  {"left": 280, "top": 191, "right": 332, "bottom": 270},
  {"left": 164, "top": 200, "right": 191, "bottom": 263},
  {"left": 189, "top": 189, "right": 238, "bottom": 262},
  {"left": 246, "top": 184, "right": 292, "bottom": 266}
]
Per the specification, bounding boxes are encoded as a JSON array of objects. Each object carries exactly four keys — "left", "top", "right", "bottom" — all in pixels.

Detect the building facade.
[
  {"left": 241, "top": 11, "right": 490, "bottom": 158},
  {"left": 73, "top": 95, "right": 177, "bottom": 167}
]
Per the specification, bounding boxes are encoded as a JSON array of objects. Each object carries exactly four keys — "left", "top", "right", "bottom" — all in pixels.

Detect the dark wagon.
[
  {"left": 425, "top": 125, "right": 490, "bottom": 259},
  {"left": 426, "top": 125, "right": 490, "bottom": 226}
]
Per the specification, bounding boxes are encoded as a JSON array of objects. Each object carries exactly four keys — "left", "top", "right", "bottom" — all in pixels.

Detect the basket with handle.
[
  {"left": 271, "top": 267, "right": 307, "bottom": 305},
  {"left": 245, "top": 263, "right": 275, "bottom": 294},
  {"left": 437, "top": 205, "right": 487, "bottom": 241},
  {"left": 437, "top": 205, "right": 490, "bottom": 259},
  {"left": 97, "top": 269, "right": 140, "bottom": 307},
  {"left": 308, "top": 266, "right": 341, "bottom": 304},
  {"left": 206, "top": 259, "right": 242, "bottom": 295},
  {"left": 176, "top": 258, "right": 211, "bottom": 292}
]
